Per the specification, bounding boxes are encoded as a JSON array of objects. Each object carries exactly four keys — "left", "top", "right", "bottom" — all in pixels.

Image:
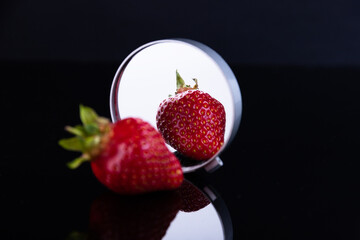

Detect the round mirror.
[{"left": 110, "top": 39, "right": 242, "bottom": 173}]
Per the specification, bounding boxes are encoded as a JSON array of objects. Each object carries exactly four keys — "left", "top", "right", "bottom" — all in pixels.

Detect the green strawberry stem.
[
  {"left": 58, "top": 105, "right": 111, "bottom": 169},
  {"left": 175, "top": 70, "right": 198, "bottom": 94}
]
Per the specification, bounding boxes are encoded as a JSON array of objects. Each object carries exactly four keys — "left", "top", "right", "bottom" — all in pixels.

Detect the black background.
[
  {"left": 1, "top": 0, "right": 360, "bottom": 239},
  {"left": 1, "top": 0, "right": 360, "bottom": 65}
]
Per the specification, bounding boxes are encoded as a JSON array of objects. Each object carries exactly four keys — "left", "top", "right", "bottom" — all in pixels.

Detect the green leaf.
[
  {"left": 67, "top": 156, "right": 89, "bottom": 169},
  {"left": 176, "top": 70, "right": 186, "bottom": 90},
  {"left": 58, "top": 137, "right": 84, "bottom": 152},
  {"left": 79, "top": 105, "right": 98, "bottom": 125},
  {"left": 84, "top": 135, "right": 101, "bottom": 150},
  {"left": 65, "top": 125, "right": 85, "bottom": 137},
  {"left": 84, "top": 123, "right": 99, "bottom": 135}
]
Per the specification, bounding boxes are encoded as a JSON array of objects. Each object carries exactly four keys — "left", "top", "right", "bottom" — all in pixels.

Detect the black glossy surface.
[{"left": 1, "top": 62, "right": 360, "bottom": 239}]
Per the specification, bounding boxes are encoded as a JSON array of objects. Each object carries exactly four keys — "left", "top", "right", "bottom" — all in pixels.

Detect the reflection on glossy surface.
[
  {"left": 88, "top": 191, "right": 180, "bottom": 240},
  {"left": 110, "top": 39, "right": 242, "bottom": 173},
  {"left": 66, "top": 179, "right": 232, "bottom": 240},
  {"left": 163, "top": 180, "right": 224, "bottom": 240}
]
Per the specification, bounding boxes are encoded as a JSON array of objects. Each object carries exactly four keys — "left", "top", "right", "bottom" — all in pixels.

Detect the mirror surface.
[
  {"left": 110, "top": 39, "right": 242, "bottom": 172},
  {"left": 164, "top": 205, "right": 223, "bottom": 239}
]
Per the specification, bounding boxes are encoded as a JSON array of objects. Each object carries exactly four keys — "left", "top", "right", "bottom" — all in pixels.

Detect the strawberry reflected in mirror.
[
  {"left": 156, "top": 71, "right": 226, "bottom": 161},
  {"left": 177, "top": 180, "right": 211, "bottom": 213}
]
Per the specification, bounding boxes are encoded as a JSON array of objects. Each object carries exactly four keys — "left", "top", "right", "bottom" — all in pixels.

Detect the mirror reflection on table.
[
  {"left": 110, "top": 39, "right": 242, "bottom": 173},
  {"left": 65, "top": 178, "right": 232, "bottom": 240}
]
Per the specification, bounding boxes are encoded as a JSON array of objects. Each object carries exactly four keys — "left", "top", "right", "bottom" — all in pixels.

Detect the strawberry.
[
  {"left": 156, "top": 70, "right": 226, "bottom": 161},
  {"left": 177, "top": 180, "right": 210, "bottom": 212},
  {"left": 59, "top": 105, "right": 183, "bottom": 194}
]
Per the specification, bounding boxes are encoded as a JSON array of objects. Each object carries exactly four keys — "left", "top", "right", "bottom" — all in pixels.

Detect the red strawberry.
[
  {"left": 59, "top": 105, "right": 183, "bottom": 194},
  {"left": 156, "top": 71, "right": 226, "bottom": 161},
  {"left": 177, "top": 180, "right": 210, "bottom": 212}
]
